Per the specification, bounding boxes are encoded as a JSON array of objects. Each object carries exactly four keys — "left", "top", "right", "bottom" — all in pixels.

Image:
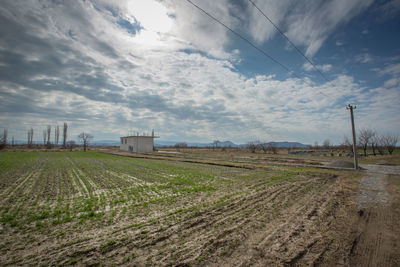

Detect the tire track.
[{"left": 350, "top": 165, "right": 400, "bottom": 267}]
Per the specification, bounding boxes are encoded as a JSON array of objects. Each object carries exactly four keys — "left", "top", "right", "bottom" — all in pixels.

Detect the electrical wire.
[
  {"left": 184, "top": 0, "right": 331, "bottom": 99},
  {"left": 247, "top": 0, "right": 353, "bottom": 104},
  {"left": 248, "top": 0, "right": 330, "bottom": 82}
]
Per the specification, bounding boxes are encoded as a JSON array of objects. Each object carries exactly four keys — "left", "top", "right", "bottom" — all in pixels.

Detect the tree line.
[
  {"left": 0, "top": 122, "right": 93, "bottom": 151},
  {"left": 244, "top": 129, "right": 397, "bottom": 155},
  {"left": 312, "top": 129, "right": 398, "bottom": 155},
  {"left": 353, "top": 128, "right": 398, "bottom": 156}
]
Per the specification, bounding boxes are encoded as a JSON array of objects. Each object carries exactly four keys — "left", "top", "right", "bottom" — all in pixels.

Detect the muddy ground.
[
  {"left": 0, "top": 151, "right": 399, "bottom": 266},
  {"left": 350, "top": 164, "right": 400, "bottom": 267}
]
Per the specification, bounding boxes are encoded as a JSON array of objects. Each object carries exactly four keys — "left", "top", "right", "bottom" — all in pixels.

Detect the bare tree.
[
  {"left": 54, "top": 125, "right": 60, "bottom": 146},
  {"left": 27, "top": 128, "right": 34, "bottom": 147},
  {"left": 370, "top": 135, "right": 378, "bottom": 156},
  {"left": 67, "top": 140, "right": 76, "bottom": 151},
  {"left": 3, "top": 128, "right": 7, "bottom": 144},
  {"left": 247, "top": 141, "right": 258, "bottom": 153},
  {"left": 322, "top": 139, "right": 330, "bottom": 149},
  {"left": 46, "top": 125, "right": 51, "bottom": 148},
  {"left": 43, "top": 129, "right": 47, "bottom": 145},
  {"left": 212, "top": 140, "right": 220, "bottom": 150},
  {"left": 375, "top": 136, "right": 386, "bottom": 155},
  {"left": 260, "top": 143, "right": 268, "bottom": 153},
  {"left": 63, "top": 122, "right": 68, "bottom": 148},
  {"left": 78, "top": 132, "right": 93, "bottom": 152},
  {"left": 47, "top": 125, "right": 51, "bottom": 143},
  {"left": 56, "top": 125, "right": 60, "bottom": 145},
  {"left": 342, "top": 136, "right": 352, "bottom": 152},
  {"left": 27, "top": 130, "right": 31, "bottom": 146},
  {"left": 174, "top": 142, "right": 188, "bottom": 148},
  {"left": 174, "top": 142, "right": 187, "bottom": 152},
  {"left": 268, "top": 143, "right": 278, "bottom": 154},
  {"left": 314, "top": 141, "right": 319, "bottom": 149},
  {"left": 358, "top": 128, "right": 375, "bottom": 156},
  {"left": 382, "top": 134, "right": 398, "bottom": 155},
  {"left": 0, "top": 128, "right": 7, "bottom": 149},
  {"left": 11, "top": 136, "right": 14, "bottom": 147}
]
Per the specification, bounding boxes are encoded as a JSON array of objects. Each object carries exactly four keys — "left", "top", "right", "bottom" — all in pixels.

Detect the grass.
[
  {"left": 0, "top": 151, "right": 307, "bottom": 234},
  {"left": 0, "top": 149, "right": 362, "bottom": 266},
  {"left": 0, "top": 151, "right": 257, "bottom": 231}
]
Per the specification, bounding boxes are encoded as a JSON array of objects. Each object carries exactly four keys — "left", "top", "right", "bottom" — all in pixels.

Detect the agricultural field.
[{"left": 0, "top": 151, "right": 399, "bottom": 266}]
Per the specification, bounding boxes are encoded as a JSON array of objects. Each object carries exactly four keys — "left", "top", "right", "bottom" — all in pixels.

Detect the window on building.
[{"left": 125, "top": 138, "right": 127, "bottom": 144}]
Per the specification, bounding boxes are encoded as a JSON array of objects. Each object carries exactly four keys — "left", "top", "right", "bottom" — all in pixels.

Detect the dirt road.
[{"left": 350, "top": 164, "right": 400, "bottom": 267}]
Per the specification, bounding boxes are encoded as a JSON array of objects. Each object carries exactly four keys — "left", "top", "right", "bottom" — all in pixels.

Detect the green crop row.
[{"left": 0, "top": 151, "right": 255, "bottom": 232}]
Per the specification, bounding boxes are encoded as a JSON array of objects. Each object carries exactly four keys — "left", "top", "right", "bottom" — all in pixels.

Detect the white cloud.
[
  {"left": 164, "top": 0, "right": 241, "bottom": 59},
  {"left": 303, "top": 62, "right": 332, "bottom": 72},
  {"left": 375, "top": 63, "right": 400, "bottom": 88},
  {"left": 377, "top": 63, "right": 400, "bottom": 76},
  {"left": 246, "top": 0, "right": 292, "bottom": 44},
  {"left": 244, "top": 0, "right": 373, "bottom": 57},
  {"left": 355, "top": 53, "right": 373, "bottom": 63},
  {"left": 0, "top": 0, "right": 398, "bottom": 145},
  {"left": 336, "top": 40, "right": 344, "bottom": 46},
  {"left": 376, "top": 0, "right": 400, "bottom": 20},
  {"left": 244, "top": 0, "right": 373, "bottom": 56},
  {"left": 283, "top": 0, "right": 373, "bottom": 56},
  {"left": 384, "top": 77, "right": 400, "bottom": 88}
]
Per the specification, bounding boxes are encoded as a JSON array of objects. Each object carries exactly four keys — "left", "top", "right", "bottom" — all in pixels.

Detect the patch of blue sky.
[
  {"left": 117, "top": 18, "right": 143, "bottom": 35},
  {"left": 230, "top": 35, "right": 313, "bottom": 81}
]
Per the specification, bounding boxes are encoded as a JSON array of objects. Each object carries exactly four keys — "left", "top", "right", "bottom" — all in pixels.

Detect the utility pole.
[{"left": 347, "top": 104, "right": 358, "bottom": 170}]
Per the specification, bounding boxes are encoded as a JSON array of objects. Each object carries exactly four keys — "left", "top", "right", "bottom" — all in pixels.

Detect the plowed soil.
[{"left": 0, "top": 151, "right": 399, "bottom": 266}]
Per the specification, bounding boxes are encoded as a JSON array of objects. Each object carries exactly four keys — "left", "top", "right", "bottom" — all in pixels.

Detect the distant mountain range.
[
  {"left": 153, "top": 140, "right": 238, "bottom": 147},
  {"left": 24, "top": 139, "right": 309, "bottom": 148},
  {"left": 154, "top": 140, "right": 309, "bottom": 148},
  {"left": 91, "top": 140, "right": 120, "bottom": 146},
  {"left": 10, "top": 139, "right": 309, "bottom": 148}
]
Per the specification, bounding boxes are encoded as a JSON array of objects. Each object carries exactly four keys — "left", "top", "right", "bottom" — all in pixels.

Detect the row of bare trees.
[
  {"left": 357, "top": 128, "right": 398, "bottom": 156},
  {"left": 1, "top": 123, "right": 93, "bottom": 151},
  {"left": 247, "top": 141, "right": 278, "bottom": 154},
  {"left": 27, "top": 122, "right": 69, "bottom": 148},
  {"left": 313, "top": 139, "right": 331, "bottom": 149},
  {"left": 0, "top": 129, "right": 16, "bottom": 148}
]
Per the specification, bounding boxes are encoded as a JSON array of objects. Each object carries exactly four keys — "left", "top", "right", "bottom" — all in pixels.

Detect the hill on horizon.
[{"left": 92, "top": 140, "right": 309, "bottom": 148}]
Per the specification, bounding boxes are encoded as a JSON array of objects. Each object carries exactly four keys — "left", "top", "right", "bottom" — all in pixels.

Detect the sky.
[{"left": 0, "top": 0, "right": 399, "bottom": 145}]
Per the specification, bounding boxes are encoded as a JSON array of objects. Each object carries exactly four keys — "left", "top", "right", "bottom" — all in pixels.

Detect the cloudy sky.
[{"left": 0, "top": 0, "right": 399, "bottom": 144}]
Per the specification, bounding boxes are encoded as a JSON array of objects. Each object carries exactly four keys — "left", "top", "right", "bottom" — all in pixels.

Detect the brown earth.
[
  {"left": 328, "top": 160, "right": 355, "bottom": 169},
  {"left": 1, "top": 151, "right": 400, "bottom": 266},
  {"left": 2, "top": 170, "right": 361, "bottom": 266},
  {"left": 349, "top": 165, "right": 400, "bottom": 267}
]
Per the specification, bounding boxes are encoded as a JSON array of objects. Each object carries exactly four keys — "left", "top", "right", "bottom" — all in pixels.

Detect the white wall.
[{"left": 120, "top": 136, "right": 154, "bottom": 153}]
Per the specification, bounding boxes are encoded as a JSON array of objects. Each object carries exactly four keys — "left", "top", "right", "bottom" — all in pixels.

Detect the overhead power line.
[
  {"left": 184, "top": 0, "right": 330, "bottom": 99},
  {"left": 186, "top": 0, "right": 358, "bottom": 152},
  {"left": 247, "top": 0, "right": 353, "bottom": 104},
  {"left": 247, "top": 0, "right": 330, "bottom": 83}
]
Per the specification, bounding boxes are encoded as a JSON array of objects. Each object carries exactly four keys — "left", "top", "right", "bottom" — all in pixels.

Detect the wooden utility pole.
[{"left": 347, "top": 104, "right": 358, "bottom": 170}]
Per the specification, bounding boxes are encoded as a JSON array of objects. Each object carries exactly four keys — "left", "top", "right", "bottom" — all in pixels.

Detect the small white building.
[{"left": 120, "top": 133, "right": 159, "bottom": 153}]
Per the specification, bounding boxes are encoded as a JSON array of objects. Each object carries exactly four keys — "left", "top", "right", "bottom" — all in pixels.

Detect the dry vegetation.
[{"left": 0, "top": 149, "right": 399, "bottom": 266}]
